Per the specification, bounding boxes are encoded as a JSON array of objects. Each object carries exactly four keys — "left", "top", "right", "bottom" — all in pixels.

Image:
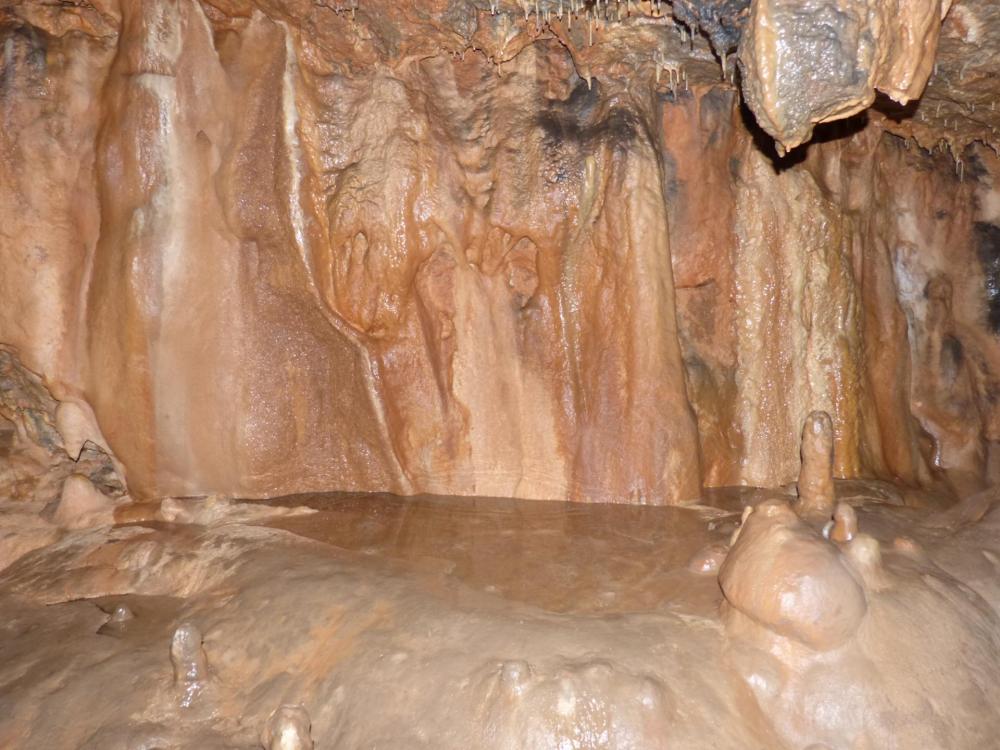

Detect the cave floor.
[
  {"left": 1, "top": 482, "right": 999, "bottom": 748},
  {"left": 263, "top": 490, "right": 747, "bottom": 616}
]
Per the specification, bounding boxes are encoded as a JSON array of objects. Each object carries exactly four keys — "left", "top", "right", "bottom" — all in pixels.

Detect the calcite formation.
[
  {"left": 796, "top": 410, "right": 835, "bottom": 515},
  {"left": 3, "top": 2, "right": 1000, "bottom": 745},
  {"left": 1, "top": 0, "right": 1000, "bottom": 504},
  {"left": 720, "top": 498, "right": 869, "bottom": 651},
  {"left": 2, "top": 465, "right": 1000, "bottom": 747},
  {"left": 261, "top": 705, "right": 314, "bottom": 750},
  {"left": 738, "top": 0, "right": 954, "bottom": 150}
]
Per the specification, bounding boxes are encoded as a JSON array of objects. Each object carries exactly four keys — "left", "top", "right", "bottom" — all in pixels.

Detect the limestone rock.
[
  {"left": 719, "top": 500, "right": 868, "bottom": 650},
  {"left": 738, "top": 0, "right": 953, "bottom": 151},
  {"left": 53, "top": 474, "right": 115, "bottom": 530}
]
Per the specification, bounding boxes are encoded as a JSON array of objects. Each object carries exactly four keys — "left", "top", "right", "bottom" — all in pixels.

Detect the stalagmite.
[
  {"left": 3, "top": 0, "right": 1000, "bottom": 747},
  {"left": 54, "top": 402, "right": 98, "bottom": 462},
  {"left": 171, "top": 622, "right": 209, "bottom": 707},
  {"left": 261, "top": 705, "right": 315, "bottom": 750},
  {"left": 686, "top": 541, "right": 729, "bottom": 574},
  {"left": 830, "top": 503, "right": 857, "bottom": 543},
  {"left": 844, "top": 534, "right": 890, "bottom": 591},
  {"left": 797, "top": 412, "right": 835, "bottom": 517},
  {"left": 110, "top": 604, "right": 135, "bottom": 623},
  {"left": 719, "top": 499, "right": 868, "bottom": 651}
]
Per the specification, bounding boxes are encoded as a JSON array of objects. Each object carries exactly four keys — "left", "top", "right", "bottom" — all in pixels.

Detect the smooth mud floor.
[{"left": 2, "top": 482, "right": 1000, "bottom": 749}]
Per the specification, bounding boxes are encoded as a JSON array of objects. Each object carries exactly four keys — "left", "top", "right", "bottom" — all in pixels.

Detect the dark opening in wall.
[{"left": 975, "top": 221, "right": 1000, "bottom": 334}]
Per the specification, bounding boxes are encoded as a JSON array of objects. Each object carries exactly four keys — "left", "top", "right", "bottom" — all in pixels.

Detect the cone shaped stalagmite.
[
  {"left": 797, "top": 411, "right": 835, "bottom": 516},
  {"left": 171, "top": 622, "right": 209, "bottom": 707},
  {"left": 262, "top": 705, "right": 314, "bottom": 750}
]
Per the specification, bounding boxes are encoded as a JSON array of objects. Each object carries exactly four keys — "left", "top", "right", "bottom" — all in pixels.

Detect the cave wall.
[
  {"left": 1, "top": 0, "right": 999, "bottom": 502},
  {"left": 665, "top": 93, "right": 1000, "bottom": 494}
]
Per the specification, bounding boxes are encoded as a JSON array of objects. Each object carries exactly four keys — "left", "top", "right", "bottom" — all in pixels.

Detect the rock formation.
[
  {"left": 796, "top": 411, "right": 835, "bottom": 515},
  {"left": 1, "top": 0, "right": 998, "bottom": 504},
  {"left": 3, "top": 0, "right": 1000, "bottom": 746},
  {"left": 739, "top": 0, "right": 954, "bottom": 151},
  {"left": 261, "top": 705, "right": 314, "bottom": 750},
  {"left": 170, "top": 621, "right": 210, "bottom": 707}
]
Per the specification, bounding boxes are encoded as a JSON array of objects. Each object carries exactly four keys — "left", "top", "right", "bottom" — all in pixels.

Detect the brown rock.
[
  {"left": 0, "top": 0, "right": 999, "bottom": 505},
  {"left": 830, "top": 502, "right": 858, "bottom": 543},
  {"left": 719, "top": 500, "right": 868, "bottom": 650},
  {"left": 261, "top": 705, "right": 314, "bottom": 750},
  {"left": 738, "top": 0, "right": 952, "bottom": 151},
  {"left": 53, "top": 474, "right": 114, "bottom": 529},
  {"left": 797, "top": 412, "right": 835, "bottom": 516}
]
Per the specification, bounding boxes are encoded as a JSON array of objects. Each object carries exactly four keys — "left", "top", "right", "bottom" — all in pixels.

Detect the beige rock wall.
[
  {"left": 664, "top": 98, "right": 1000, "bottom": 492},
  {"left": 1, "top": 0, "right": 998, "bottom": 501}
]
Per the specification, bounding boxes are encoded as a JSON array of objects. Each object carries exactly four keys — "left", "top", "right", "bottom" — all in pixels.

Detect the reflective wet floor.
[{"left": 263, "top": 491, "right": 749, "bottom": 615}]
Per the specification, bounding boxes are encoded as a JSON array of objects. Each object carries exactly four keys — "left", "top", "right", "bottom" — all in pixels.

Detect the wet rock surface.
[
  {"left": 0, "top": 481, "right": 998, "bottom": 747},
  {"left": 1, "top": 1, "right": 999, "bottom": 502},
  {"left": 738, "top": 0, "right": 952, "bottom": 150},
  {"left": 720, "top": 498, "right": 869, "bottom": 651},
  {"left": 0, "top": 348, "right": 124, "bottom": 505},
  {"left": 2, "top": 0, "right": 1000, "bottom": 746}
]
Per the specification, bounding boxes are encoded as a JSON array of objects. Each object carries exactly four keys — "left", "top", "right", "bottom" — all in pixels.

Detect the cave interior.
[{"left": 3, "top": 0, "right": 1000, "bottom": 747}]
